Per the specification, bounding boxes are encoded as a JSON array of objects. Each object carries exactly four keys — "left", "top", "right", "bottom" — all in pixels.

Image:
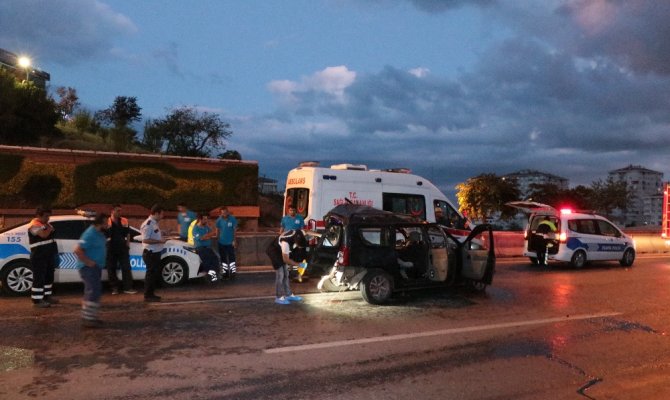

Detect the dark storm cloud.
[
  {"left": 494, "top": 1, "right": 670, "bottom": 77},
  {"left": 258, "top": 0, "right": 670, "bottom": 192},
  {"left": 0, "top": 0, "right": 136, "bottom": 65},
  {"left": 557, "top": 1, "right": 670, "bottom": 76}
]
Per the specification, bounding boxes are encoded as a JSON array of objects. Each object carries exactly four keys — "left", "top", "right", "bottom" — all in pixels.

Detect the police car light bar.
[{"left": 560, "top": 209, "right": 572, "bottom": 214}]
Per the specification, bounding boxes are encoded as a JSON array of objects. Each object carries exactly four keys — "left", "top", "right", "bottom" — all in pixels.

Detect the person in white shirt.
[{"left": 140, "top": 204, "right": 167, "bottom": 302}]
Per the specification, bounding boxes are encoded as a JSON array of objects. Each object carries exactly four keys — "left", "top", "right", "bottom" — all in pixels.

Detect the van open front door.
[{"left": 457, "top": 224, "right": 495, "bottom": 286}]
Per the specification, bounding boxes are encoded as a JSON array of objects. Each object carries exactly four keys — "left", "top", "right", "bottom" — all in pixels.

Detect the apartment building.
[{"left": 609, "top": 165, "right": 663, "bottom": 226}]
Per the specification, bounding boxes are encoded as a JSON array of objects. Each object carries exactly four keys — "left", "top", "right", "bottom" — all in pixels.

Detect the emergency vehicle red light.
[
  {"left": 559, "top": 232, "right": 567, "bottom": 242},
  {"left": 560, "top": 209, "right": 572, "bottom": 215}
]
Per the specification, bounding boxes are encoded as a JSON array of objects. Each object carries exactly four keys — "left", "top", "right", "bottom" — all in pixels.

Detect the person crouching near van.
[
  {"left": 266, "top": 230, "right": 306, "bottom": 305},
  {"left": 192, "top": 213, "right": 221, "bottom": 282},
  {"left": 74, "top": 214, "right": 109, "bottom": 328}
]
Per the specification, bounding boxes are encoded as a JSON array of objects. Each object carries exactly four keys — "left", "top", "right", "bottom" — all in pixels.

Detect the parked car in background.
[
  {"left": 507, "top": 201, "right": 636, "bottom": 268},
  {"left": 0, "top": 214, "right": 203, "bottom": 295},
  {"left": 310, "top": 204, "right": 495, "bottom": 304}
]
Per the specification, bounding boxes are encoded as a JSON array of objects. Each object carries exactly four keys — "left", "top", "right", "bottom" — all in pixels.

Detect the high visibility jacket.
[
  {"left": 187, "top": 219, "right": 198, "bottom": 245},
  {"left": 28, "top": 218, "right": 57, "bottom": 255},
  {"left": 537, "top": 219, "right": 557, "bottom": 233},
  {"left": 108, "top": 216, "right": 129, "bottom": 227}
]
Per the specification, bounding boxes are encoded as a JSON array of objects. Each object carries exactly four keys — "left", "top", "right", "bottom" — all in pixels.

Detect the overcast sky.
[{"left": 1, "top": 0, "right": 669, "bottom": 200}]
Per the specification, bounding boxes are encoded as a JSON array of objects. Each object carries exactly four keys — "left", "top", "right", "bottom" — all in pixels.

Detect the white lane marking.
[{"left": 264, "top": 312, "right": 622, "bottom": 354}]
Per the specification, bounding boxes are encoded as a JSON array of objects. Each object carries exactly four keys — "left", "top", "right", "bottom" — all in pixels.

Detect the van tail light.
[
  {"left": 337, "top": 246, "right": 350, "bottom": 266},
  {"left": 559, "top": 231, "right": 567, "bottom": 243},
  {"left": 523, "top": 230, "right": 528, "bottom": 240}
]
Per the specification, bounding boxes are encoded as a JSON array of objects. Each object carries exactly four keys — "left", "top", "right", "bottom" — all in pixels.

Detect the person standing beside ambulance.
[
  {"left": 28, "top": 206, "right": 59, "bottom": 308},
  {"left": 280, "top": 206, "right": 305, "bottom": 234}
]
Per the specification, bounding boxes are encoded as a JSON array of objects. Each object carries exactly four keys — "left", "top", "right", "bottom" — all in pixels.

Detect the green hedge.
[
  {"left": 0, "top": 154, "right": 23, "bottom": 184},
  {"left": 0, "top": 156, "right": 257, "bottom": 210},
  {"left": 73, "top": 160, "right": 258, "bottom": 209}
]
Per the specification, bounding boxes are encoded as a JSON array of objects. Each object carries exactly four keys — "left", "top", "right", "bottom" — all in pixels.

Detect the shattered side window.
[
  {"left": 359, "top": 227, "right": 383, "bottom": 247},
  {"left": 322, "top": 225, "right": 342, "bottom": 248}
]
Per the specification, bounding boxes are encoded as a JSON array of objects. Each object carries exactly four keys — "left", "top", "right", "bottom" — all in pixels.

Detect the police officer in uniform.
[
  {"left": 141, "top": 204, "right": 167, "bottom": 302},
  {"left": 28, "top": 206, "right": 59, "bottom": 308},
  {"left": 106, "top": 204, "right": 136, "bottom": 295}
]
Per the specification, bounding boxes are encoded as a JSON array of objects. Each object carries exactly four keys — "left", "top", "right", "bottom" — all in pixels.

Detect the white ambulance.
[{"left": 283, "top": 162, "right": 468, "bottom": 233}]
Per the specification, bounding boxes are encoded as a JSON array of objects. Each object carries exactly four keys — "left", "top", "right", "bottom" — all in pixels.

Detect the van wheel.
[
  {"left": 620, "top": 248, "right": 635, "bottom": 267},
  {"left": 361, "top": 270, "right": 393, "bottom": 304},
  {"left": 571, "top": 250, "right": 587, "bottom": 269},
  {"left": 161, "top": 257, "right": 189, "bottom": 286},
  {"left": 1, "top": 260, "right": 33, "bottom": 296}
]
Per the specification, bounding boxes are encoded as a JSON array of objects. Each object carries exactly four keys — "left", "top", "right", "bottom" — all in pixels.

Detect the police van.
[
  {"left": 284, "top": 162, "right": 468, "bottom": 233},
  {"left": 507, "top": 201, "right": 636, "bottom": 268}
]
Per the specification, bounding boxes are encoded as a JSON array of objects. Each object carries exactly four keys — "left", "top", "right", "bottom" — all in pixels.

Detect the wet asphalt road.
[{"left": 1, "top": 255, "right": 670, "bottom": 400}]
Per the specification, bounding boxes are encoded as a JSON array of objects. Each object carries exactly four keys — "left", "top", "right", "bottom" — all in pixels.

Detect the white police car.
[
  {"left": 508, "top": 202, "right": 636, "bottom": 268},
  {"left": 0, "top": 214, "right": 203, "bottom": 295}
]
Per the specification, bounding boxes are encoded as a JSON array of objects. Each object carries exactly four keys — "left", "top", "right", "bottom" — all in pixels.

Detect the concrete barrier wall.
[
  {"left": 235, "top": 231, "right": 669, "bottom": 267},
  {"left": 491, "top": 231, "right": 670, "bottom": 258}
]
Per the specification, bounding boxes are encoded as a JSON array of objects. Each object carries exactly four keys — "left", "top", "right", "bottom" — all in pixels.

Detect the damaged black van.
[{"left": 310, "top": 204, "right": 495, "bottom": 304}]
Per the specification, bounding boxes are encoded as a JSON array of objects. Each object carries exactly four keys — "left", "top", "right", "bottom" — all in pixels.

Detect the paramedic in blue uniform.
[
  {"left": 280, "top": 206, "right": 305, "bottom": 234},
  {"left": 192, "top": 212, "right": 220, "bottom": 282},
  {"left": 105, "top": 204, "right": 136, "bottom": 295},
  {"left": 141, "top": 204, "right": 167, "bottom": 302},
  {"left": 216, "top": 207, "right": 238, "bottom": 278},
  {"left": 75, "top": 213, "right": 109, "bottom": 328},
  {"left": 177, "top": 203, "right": 197, "bottom": 241},
  {"left": 28, "top": 206, "right": 59, "bottom": 308}
]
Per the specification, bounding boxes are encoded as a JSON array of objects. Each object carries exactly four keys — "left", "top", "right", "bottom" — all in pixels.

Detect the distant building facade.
[
  {"left": 503, "top": 169, "right": 569, "bottom": 199},
  {"left": 609, "top": 165, "right": 663, "bottom": 226},
  {"left": 258, "top": 175, "right": 279, "bottom": 195},
  {"left": 0, "top": 48, "right": 50, "bottom": 88}
]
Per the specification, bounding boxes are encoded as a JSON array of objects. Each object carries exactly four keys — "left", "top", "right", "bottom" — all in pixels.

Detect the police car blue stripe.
[
  {"left": 58, "top": 253, "right": 79, "bottom": 269},
  {"left": 0, "top": 244, "right": 30, "bottom": 259}
]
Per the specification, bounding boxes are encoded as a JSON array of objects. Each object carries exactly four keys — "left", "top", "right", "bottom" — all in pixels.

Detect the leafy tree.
[
  {"left": 95, "top": 96, "right": 142, "bottom": 128},
  {"left": 527, "top": 183, "right": 594, "bottom": 210},
  {"left": 54, "top": 86, "right": 80, "bottom": 120},
  {"left": 141, "top": 119, "right": 164, "bottom": 153},
  {"left": 526, "top": 183, "right": 563, "bottom": 205},
  {"left": 145, "top": 106, "right": 233, "bottom": 157},
  {"left": 0, "top": 68, "right": 59, "bottom": 145},
  {"left": 72, "top": 109, "right": 101, "bottom": 134},
  {"left": 561, "top": 185, "right": 595, "bottom": 210},
  {"left": 218, "top": 150, "right": 241, "bottom": 160},
  {"left": 456, "top": 173, "right": 521, "bottom": 221},
  {"left": 95, "top": 96, "right": 142, "bottom": 151},
  {"left": 590, "top": 177, "right": 630, "bottom": 217}
]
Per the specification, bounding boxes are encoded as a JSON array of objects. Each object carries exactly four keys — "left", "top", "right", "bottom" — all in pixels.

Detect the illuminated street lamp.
[{"left": 17, "top": 56, "right": 31, "bottom": 82}]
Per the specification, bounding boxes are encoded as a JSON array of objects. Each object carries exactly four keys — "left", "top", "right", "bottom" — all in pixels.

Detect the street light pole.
[{"left": 17, "top": 56, "right": 31, "bottom": 83}]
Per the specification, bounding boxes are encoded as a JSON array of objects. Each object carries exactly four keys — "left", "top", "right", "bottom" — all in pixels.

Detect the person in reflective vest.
[
  {"left": 28, "top": 206, "right": 59, "bottom": 308},
  {"left": 535, "top": 217, "right": 557, "bottom": 265}
]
